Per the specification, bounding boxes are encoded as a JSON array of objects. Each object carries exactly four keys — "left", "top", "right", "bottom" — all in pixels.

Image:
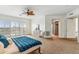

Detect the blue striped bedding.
[{"left": 12, "top": 36, "right": 42, "bottom": 52}]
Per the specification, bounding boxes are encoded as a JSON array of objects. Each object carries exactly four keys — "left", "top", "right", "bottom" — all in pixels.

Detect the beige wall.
[
  {"left": 67, "top": 18, "right": 76, "bottom": 38},
  {"left": 45, "top": 15, "right": 77, "bottom": 39},
  {"left": 45, "top": 15, "right": 66, "bottom": 37},
  {"left": 59, "top": 19, "right": 67, "bottom": 38}
]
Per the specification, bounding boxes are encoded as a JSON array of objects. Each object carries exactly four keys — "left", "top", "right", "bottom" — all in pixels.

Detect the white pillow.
[
  {"left": 7, "top": 38, "right": 13, "bottom": 45},
  {"left": 0, "top": 42, "right": 4, "bottom": 49},
  {"left": 0, "top": 42, "right": 6, "bottom": 54}
]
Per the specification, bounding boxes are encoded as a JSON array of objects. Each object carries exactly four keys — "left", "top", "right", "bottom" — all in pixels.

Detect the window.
[{"left": 0, "top": 20, "right": 28, "bottom": 37}]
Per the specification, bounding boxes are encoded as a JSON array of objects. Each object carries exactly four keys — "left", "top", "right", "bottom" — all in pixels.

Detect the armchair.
[{"left": 43, "top": 31, "right": 52, "bottom": 39}]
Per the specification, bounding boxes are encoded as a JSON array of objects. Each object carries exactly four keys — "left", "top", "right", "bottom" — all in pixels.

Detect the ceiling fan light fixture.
[
  {"left": 20, "top": 8, "right": 35, "bottom": 16},
  {"left": 27, "top": 10, "right": 35, "bottom": 16}
]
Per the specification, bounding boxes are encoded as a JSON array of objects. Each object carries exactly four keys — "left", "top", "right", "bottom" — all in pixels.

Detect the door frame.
[{"left": 52, "top": 20, "right": 59, "bottom": 36}]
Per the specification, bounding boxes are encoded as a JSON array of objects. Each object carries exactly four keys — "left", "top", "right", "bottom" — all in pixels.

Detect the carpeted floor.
[{"left": 35, "top": 37, "right": 79, "bottom": 54}]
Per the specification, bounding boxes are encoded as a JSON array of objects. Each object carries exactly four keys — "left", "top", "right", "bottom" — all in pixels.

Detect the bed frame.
[{"left": 28, "top": 47, "right": 41, "bottom": 54}]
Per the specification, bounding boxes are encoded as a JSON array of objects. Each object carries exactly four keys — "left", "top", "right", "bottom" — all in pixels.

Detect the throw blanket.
[{"left": 12, "top": 36, "right": 42, "bottom": 52}]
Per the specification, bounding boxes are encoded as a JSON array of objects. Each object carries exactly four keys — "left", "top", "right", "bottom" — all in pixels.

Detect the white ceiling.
[{"left": 0, "top": 5, "right": 79, "bottom": 18}]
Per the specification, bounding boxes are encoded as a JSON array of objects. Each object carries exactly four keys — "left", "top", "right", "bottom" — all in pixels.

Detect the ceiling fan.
[{"left": 20, "top": 8, "right": 35, "bottom": 16}]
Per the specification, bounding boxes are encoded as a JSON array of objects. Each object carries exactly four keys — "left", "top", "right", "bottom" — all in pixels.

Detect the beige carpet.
[{"left": 36, "top": 37, "right": 79, "bottom": 54}]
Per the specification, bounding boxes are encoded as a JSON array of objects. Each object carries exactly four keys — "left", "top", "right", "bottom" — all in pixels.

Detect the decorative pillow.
[
  {"left": 0, "top": 35, "right": 9, "bottom": 48},
  {"left": 7, "top": 38, "right": 13, "bottom": 45},
  {"left": 0, "top": 42, "right": 4, "bottom": 49},
  {"left": 0, "top": 42, "right": 5, "bottom": 54}
]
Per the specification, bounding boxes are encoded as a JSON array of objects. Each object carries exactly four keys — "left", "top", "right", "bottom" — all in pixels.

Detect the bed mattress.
[
  {"left": 4, "top": 36, "right": 41, "bottom": 54},
  {"left": 5, "top": 41, "right": 41, "bottom": 54}
]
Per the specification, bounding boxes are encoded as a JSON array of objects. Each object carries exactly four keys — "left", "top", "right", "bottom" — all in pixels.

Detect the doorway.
[{"left": 53, "top": 21, "right": 59, "bottom": 36}]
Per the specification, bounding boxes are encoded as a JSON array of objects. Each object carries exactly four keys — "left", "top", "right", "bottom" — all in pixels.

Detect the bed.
[{"left": 0, "top": 35, "right": 42, "bottom": 54}]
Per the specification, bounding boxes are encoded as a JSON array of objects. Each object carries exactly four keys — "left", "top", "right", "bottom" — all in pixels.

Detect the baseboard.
[{"left": 59, "top": 37, "right": 77, "bottom": 41}]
